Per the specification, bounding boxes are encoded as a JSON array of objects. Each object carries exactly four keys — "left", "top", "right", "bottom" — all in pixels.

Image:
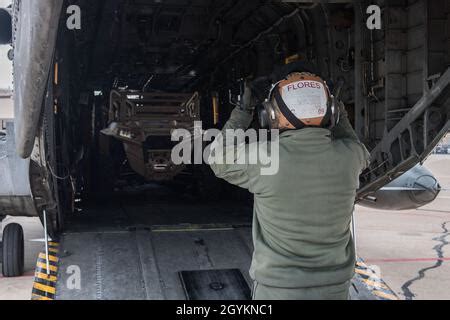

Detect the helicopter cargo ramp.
[{"left": 30, "top": 197, "right": 398, "bottom": 300}]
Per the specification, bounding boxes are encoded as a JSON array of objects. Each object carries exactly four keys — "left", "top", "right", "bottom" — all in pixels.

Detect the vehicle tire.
[{"left": 2, "top": 223, "right": 25, "bottom": 277}]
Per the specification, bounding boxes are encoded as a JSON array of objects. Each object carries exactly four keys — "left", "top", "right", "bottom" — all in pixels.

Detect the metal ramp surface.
[
  {"left": 30, "top": 197, "right": 397, "bottom": 300},
  {"left": 53, "top": 228, "right": 395, "bottom": 300},
  {"left": 55, "top": 226, "right": 253, "bottom": 300}
]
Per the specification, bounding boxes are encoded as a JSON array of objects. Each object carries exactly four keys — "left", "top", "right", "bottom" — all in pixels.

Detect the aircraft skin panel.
[
  {"left": 0, "top": 123, "right": 30, "bottom": 196},
  {"left": 0, "top": 196, "right": 36, "bottom": 217},
  {"left": 0, "top": 122, "right": 36, "bottom": 217},
  {"left": 13, "top": 0, "right": 63, "bottom": 158}
]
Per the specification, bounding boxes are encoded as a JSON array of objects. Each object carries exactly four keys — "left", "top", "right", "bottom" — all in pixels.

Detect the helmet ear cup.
[
  {"left": 258, "top": 101, "right": 276, "bottom": 129},
  {"left": 328, "top": 96, "right": 336, "bottom": 129},
  {"left": 258, "top": 101, "right": 279, "bottom": 129},
  {"left": 257, "top": 104, "right": 270, "bottom": 129},
  {"left": 327, "top": 96, "right": 341, "bottom": 130}
]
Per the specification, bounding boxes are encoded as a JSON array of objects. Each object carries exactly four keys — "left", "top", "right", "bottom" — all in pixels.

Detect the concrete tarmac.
[{"left": 356, "top": 154, "right": 450, "bottom": 300}]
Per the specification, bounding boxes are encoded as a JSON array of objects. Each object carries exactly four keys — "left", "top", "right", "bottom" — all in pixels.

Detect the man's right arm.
[
  {"left": 332, "top": 100, "right": 359, "bottom": 141},
  {"left": 333, "top": 101, "right": 371, "bottom": 170}
]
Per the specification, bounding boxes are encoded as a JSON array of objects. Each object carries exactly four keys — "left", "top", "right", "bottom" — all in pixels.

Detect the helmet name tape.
[{"left": 280, "top": 80, "right": 328, "bottom": 120}]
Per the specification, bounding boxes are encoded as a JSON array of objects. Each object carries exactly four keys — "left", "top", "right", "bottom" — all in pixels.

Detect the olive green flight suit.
[{"left": 208, "top": 105, "right": 370, "bottom": 300}]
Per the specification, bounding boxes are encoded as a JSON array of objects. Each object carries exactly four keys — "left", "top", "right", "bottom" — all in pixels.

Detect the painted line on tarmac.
[
  {"left": 366, "top": 257, "right": 450, "bottom": 263},
  {"left": 355, "top": 259, "right": 398, "bottom": 300}
]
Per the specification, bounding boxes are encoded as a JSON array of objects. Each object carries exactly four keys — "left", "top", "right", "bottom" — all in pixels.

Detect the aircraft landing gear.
[{"left": 1, "top": 223, "right": 25, "bottom": 277}]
